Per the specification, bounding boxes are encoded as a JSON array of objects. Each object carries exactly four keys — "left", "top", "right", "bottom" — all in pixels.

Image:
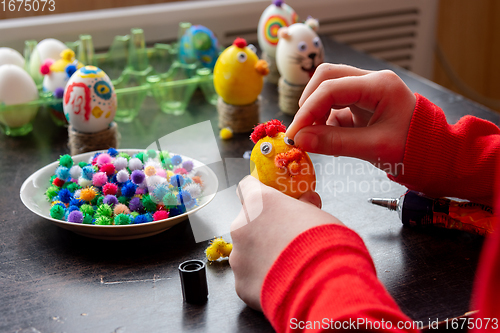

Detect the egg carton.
[{"left": 0, "top": 25, "right": 217, "bottom": 136}]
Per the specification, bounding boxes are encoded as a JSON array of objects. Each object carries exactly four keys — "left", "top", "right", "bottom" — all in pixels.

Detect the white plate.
[{"left": 20, "top": 149, "right": 218, "bottom": 240}]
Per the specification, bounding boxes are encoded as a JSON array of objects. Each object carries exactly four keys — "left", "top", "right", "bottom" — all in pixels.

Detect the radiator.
[{"left": 0, "top": 0, "right": 438, "bottom": 78}]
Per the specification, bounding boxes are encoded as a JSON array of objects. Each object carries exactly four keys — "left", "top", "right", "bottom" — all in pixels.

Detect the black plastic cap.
[{"left": 179, "top": 260, "right": 208, "bottom": 304}]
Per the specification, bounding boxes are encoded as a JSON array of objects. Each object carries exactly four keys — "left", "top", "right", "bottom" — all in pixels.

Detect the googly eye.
[
  {"left": 284, "top": 137, "right": 294, "bottom": 146},
  {"left": 237, "top": 52, "right": 247, "bottom": 63},
  {"left": 260, "top": 142, "right": 273, "bottom": 155},
  {"left": 298, "top": 41, "right": 307, "bottom": 52},
  {"left": 247, "top": 44, "right": 257, "bottom": 54},
  {"left": 313, "top": 37, "right": 321, "bottom": 48}
]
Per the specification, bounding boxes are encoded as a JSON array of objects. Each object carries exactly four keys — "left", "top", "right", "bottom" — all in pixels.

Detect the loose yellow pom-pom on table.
[{"left": 205, "top": 237, "right": 232, "bottom": 261}]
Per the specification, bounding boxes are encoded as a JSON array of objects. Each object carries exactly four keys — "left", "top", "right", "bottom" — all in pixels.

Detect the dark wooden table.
[{"left": 1, "top": 38, "right": 499, "bottom": 333}]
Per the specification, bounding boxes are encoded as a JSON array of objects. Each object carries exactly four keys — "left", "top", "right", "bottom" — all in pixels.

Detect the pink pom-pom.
[
  {"left": 174, "top": 168, "right": 187, "bottom": 175},
  {"left": 102, "top": 183, "right": 118, "bottom": 196},
  {"left": 156, "top": 169, "right": 167, "bottom": 178},
  {"left": 100, "top": 163, "right": 116, "bottom": 176},
  {"left": 153, "top": 210, "right": 169, "bottom": 221},
  {"left": 92, "top": 172, "right": 108, "bottom": 187},
  {"left": 96, "top": 153, "right": 112, "bottom": 166},
  {"left": 114, "top": 203, "right": 130, "bottom": 215},
  {"left": 135, "top": 188, "right": 146, "bottom": 195},
  {"left": 40, "top": 64, "right": 50, "bottom": 75}
]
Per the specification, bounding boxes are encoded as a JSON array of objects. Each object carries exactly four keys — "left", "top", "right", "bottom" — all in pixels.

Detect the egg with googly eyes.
[
  {"left": 63, "top": 66, "right": 117, "bottom": 133},
  {"left": 276, "top": 18, "right": 324, "bottom": 86}
]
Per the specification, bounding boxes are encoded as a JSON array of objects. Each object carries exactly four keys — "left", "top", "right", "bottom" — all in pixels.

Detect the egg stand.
[
  {"left": 278, "top": 77, "right": 306, "bottom": 115},
  {"left": 262, "top": 52, "right": 280, "bottom": 85},
  {"left": 68, "top": 122, "right": 121, "bottom": 156},
  {"left": 217, "top": 97, "right": 260, "bottom": 133}
]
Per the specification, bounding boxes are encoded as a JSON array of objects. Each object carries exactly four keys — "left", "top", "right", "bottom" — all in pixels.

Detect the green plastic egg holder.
[{"left": 0, "top": 25, "right": 217, "bottom": 136}]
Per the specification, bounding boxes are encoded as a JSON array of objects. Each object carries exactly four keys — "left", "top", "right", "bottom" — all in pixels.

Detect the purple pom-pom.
[
  {"left": 182, "top": 160, "right": 194, "bottom": 172},
  {"left": 129, "top": 197, "right": 143, "bottom": 212},
  {"left": 131, "top": 170, "right": 145, "bottom": 185},
  {"left": 68, "top": 210, "right": 83, "bottom": 223},
  {"left": 103, "top": 195, "right": 119, "bottom": 207},
  {"left": 54, "top": 87, "right": 64, "bottom": 99},
  {"left": 273, "top": 0, "right": 283, "bottom": 7}
]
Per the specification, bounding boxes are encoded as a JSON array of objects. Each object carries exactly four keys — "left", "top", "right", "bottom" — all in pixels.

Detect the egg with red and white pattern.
[{"left": 63, "top": 66, "right": 117, "bottom": 133}]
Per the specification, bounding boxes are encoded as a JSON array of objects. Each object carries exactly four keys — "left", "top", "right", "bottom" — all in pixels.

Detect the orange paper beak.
[{"left": 255, "top": 59, "right": 270, "bottom": 76}]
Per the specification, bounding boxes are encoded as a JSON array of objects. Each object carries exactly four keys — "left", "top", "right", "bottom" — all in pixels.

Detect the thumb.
[
  {"left": 298, "top": 191, "right": 322, "bottom": 208},
  {"left": 294, "top": 124, "right": 381, "bottom": 163}
]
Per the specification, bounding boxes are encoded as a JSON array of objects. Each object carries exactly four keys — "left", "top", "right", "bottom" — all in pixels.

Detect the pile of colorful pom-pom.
[{"left": 45, "top": 148, "right": 204, "bottom": 225}]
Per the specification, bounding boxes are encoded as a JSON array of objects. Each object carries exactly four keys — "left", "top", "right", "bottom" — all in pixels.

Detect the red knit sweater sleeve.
[
  {"left": 389, "top": 94, "right": 500, "bottom": 207},
  {"left": 261, "top": 224, "right": 419, "bottom": 333}
]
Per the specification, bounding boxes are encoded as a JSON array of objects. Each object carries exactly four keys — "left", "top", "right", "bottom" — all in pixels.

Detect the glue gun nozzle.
[{"left": 368, "top": 197, "right": 399, "bottom": 211}]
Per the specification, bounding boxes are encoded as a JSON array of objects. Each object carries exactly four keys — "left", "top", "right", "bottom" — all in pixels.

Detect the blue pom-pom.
[
  {"left": 56, "top": 166, "right": 70, "bottom": 180},
  {"left": 67, "top": 205, "right": 80, "bottom": 213},
  {"left": 177, "top": 190, "right": 192, "bottom": 205},
  {"left": 121, "top": 181, "right": 137, "bottom": 197},
  {"left": 107, "top": 148, "right": 119, "bottom": 157},
  {"left": 168, "top": 205, "right": 186, "bottom": 217},
  {"left": 170, "top": 174, "right": 184, "bottom": 188},
  {"left": 66, "top": 64, "right": 77, "bottom": 77},
  {"left": 58, "top": 189, "right": 73, "bottom": 203},
  {"left": 184, "top": 198, "right": 197, "bottom": 210},
  {"left": 133, "top": 214, "right": 149, "bottom": 224},
  {"left": 82, "top": 166, "right": 95, "bottom": 180},
  {"left": 171, "top": 155, "right": 182, "bottom": 166},
  {"left": 69, "top": 198, "right": 84, "bottom": 207},
  {"left": 144, "top": 213, "right": 154, "bottom": 222}
]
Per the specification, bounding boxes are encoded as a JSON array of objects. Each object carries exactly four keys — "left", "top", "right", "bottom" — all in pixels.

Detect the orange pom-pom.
[{"left": 79, "top": 187, "right": 98, "bottom": 202}]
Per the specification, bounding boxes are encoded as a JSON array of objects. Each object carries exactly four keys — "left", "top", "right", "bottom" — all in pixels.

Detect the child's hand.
[
  {"left": 229, "top": 176, "right": 342, "bottom": 311},
  {"left": 286, "top": 64, "right": 416, "bottom": 174}
]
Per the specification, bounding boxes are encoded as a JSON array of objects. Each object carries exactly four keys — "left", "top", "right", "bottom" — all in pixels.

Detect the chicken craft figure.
[{"left": 250, "top": 120, "right": 316, "bottom": 198}]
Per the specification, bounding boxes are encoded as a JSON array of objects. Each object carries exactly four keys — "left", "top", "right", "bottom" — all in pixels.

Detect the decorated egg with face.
[
  {"left": 63, "top": 66, "right": 117, "bottom": 133},
  {"left": 257, "top": 0, "right": 298, "bottom": 58},
  {"left": 179, "top": 25, "right": 220, "bottom": 70},
  {"left": 276, "top": 18, "right": 324, "bottom": 86},
  {"left": 29, "top": 38, "right": 67, "bottom": 84}
]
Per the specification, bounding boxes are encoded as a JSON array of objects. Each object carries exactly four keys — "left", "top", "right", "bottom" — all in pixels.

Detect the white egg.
[
  {"left": 63, "top": 66, "right": 117, "bottom": 133},
  {"left": 0, "top": 47, "right": 25, "bottom": 68},
  {"left": 29, "top": 38, "right": 67, "bottom": 83},
  {"left": 276, "top": 19, "right": 324, "bottom": 86},
  {"left": 0, "top": 65, "right": 39, "bottom": 128},
  {"left": 257, "top": 1, "right": 298, "bottom": 58}
]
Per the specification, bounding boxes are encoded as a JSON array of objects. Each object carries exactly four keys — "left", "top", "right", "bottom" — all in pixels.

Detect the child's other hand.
[
  {"left": 229, "top": 176, "right": 342, "bottom": 311},
  {"left": 286, "top": 64, "right": 416, "bottom": 174}
]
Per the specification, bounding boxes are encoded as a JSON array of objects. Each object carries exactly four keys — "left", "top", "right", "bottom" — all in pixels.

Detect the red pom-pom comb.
[
  {"left": 233, "top": 37, "right": 247, "bottom": 48},
  {"left": 250, "top": 120, "right": 287, "bottom": 143}
]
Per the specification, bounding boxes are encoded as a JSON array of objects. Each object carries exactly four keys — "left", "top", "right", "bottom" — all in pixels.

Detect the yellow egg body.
[
  {"left": 214, "top": 45, "right": 264, "bottom": 105},
  {"left": 250, "top": 132, "right": 316, "bottom": 198}
]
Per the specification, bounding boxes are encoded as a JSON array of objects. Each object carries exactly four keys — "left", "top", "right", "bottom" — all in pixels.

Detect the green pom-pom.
[
  {"left": 118, "top": 196, "right": 129, "bottom": 205},
  {"left": 93, "top": 165, "right": 99, "bottom": 172},
  {"left": 50, "top": 175, "right": 57, "bottom": 184},
  {"left": 142, "top": 195, "right": 157, "bottom": 212},
  {"left": 65, "top": 182, "right": 80, "bottom": 193},
  {"left": 78, "top": 161, "right": 88, "bottom": 168},
  {"left": 118, "top": 152, "right": 130, "bottom": 160},
  {"left": 50, "top": 205, "right": 65, "bottom": 220},
  {"left": 163, "top": 192, "right": 178, "bottom": 206},
  {"left": 82, "top": 214, "right": 94, "bottom": 225},
  {"left": 59, "top": 155, "right": 73, "bottom": 168},
  {"left": 95, "top": 216, "right": 112, "bottom": 225},
  {"left": 130, "top": 211, "right": 139, "bottom": 218},
  {"left": 114, "top": 213, "right": 131, "bottom": 225},
  {"left": 147, "top": 149, "right": 157, "bottom": 159},
  {"left": 135, "top": 152, "right": 145, "bottom": 163},
  {"left": 46, "top": 186, "right": 60, "bottom": 200},
  {"left": 97, "top": 195, "right": 104, "bottom": 206},
  {"left": 96, "top": 204, "right": 112, "bottom": 217},
  {"left": 90, "top": 195, "right": 100, "bottom": 206},
  {"left": 80, "top": 204, "right": 94, "bottom": 216}
]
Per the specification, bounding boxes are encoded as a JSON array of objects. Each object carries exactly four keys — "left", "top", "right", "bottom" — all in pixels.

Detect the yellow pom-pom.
[
  {"left": 219, "top": 243, "right": 233, "bottom": 257},
  {"left": 210, "top": 237, "right": 227, "bottom": 251},
  {"left": 51, "top": 200, "right": 64, "bottom": 207},
  {"left": 79, "top": 186, "right": 98, "bottom": 202},
  {"left": 220, "top": 127, "right": 233, "bottom": 140},
  {"left": 166, "top": 170, "right": 174, "bottom": 180},
  {"left": 205, "top": 245, "right": 221, "bottom": 261},
  {"left": 144, "top": 165, "right": 156, "bottom": 177},
  {"left": 61, "top": 49, "right": 75, "bottom": 61}
]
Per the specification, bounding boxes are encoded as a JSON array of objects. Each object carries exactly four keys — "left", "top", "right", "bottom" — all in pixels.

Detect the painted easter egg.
[
  {"left": 0, "top": 65, "right": 39, "bottom": 128},
  {"left": 213, "top": 38, "right": 269, "bottom": 105},
  {"left": 29, "top": 38, "right": 67, "bottom": 83},
  {"left": 63, "top": 66, "right": 117, "bottom": 133},
  {"left": 179, "top": 25, "right": 220, "bottom": 70},
  {"left": 257, "top": 0, "right": 298, "bottom": 58},
  {"left": 0, "top": 47, "right": 25, "bottom": 68},
  {"left": 276, "top": 18, "right": 324, "bottom": 86}
]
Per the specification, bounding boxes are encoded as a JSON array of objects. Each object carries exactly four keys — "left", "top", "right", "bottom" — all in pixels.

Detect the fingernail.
[{"left": 297, "top": 132, "right": 318, "bottom": 150}]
